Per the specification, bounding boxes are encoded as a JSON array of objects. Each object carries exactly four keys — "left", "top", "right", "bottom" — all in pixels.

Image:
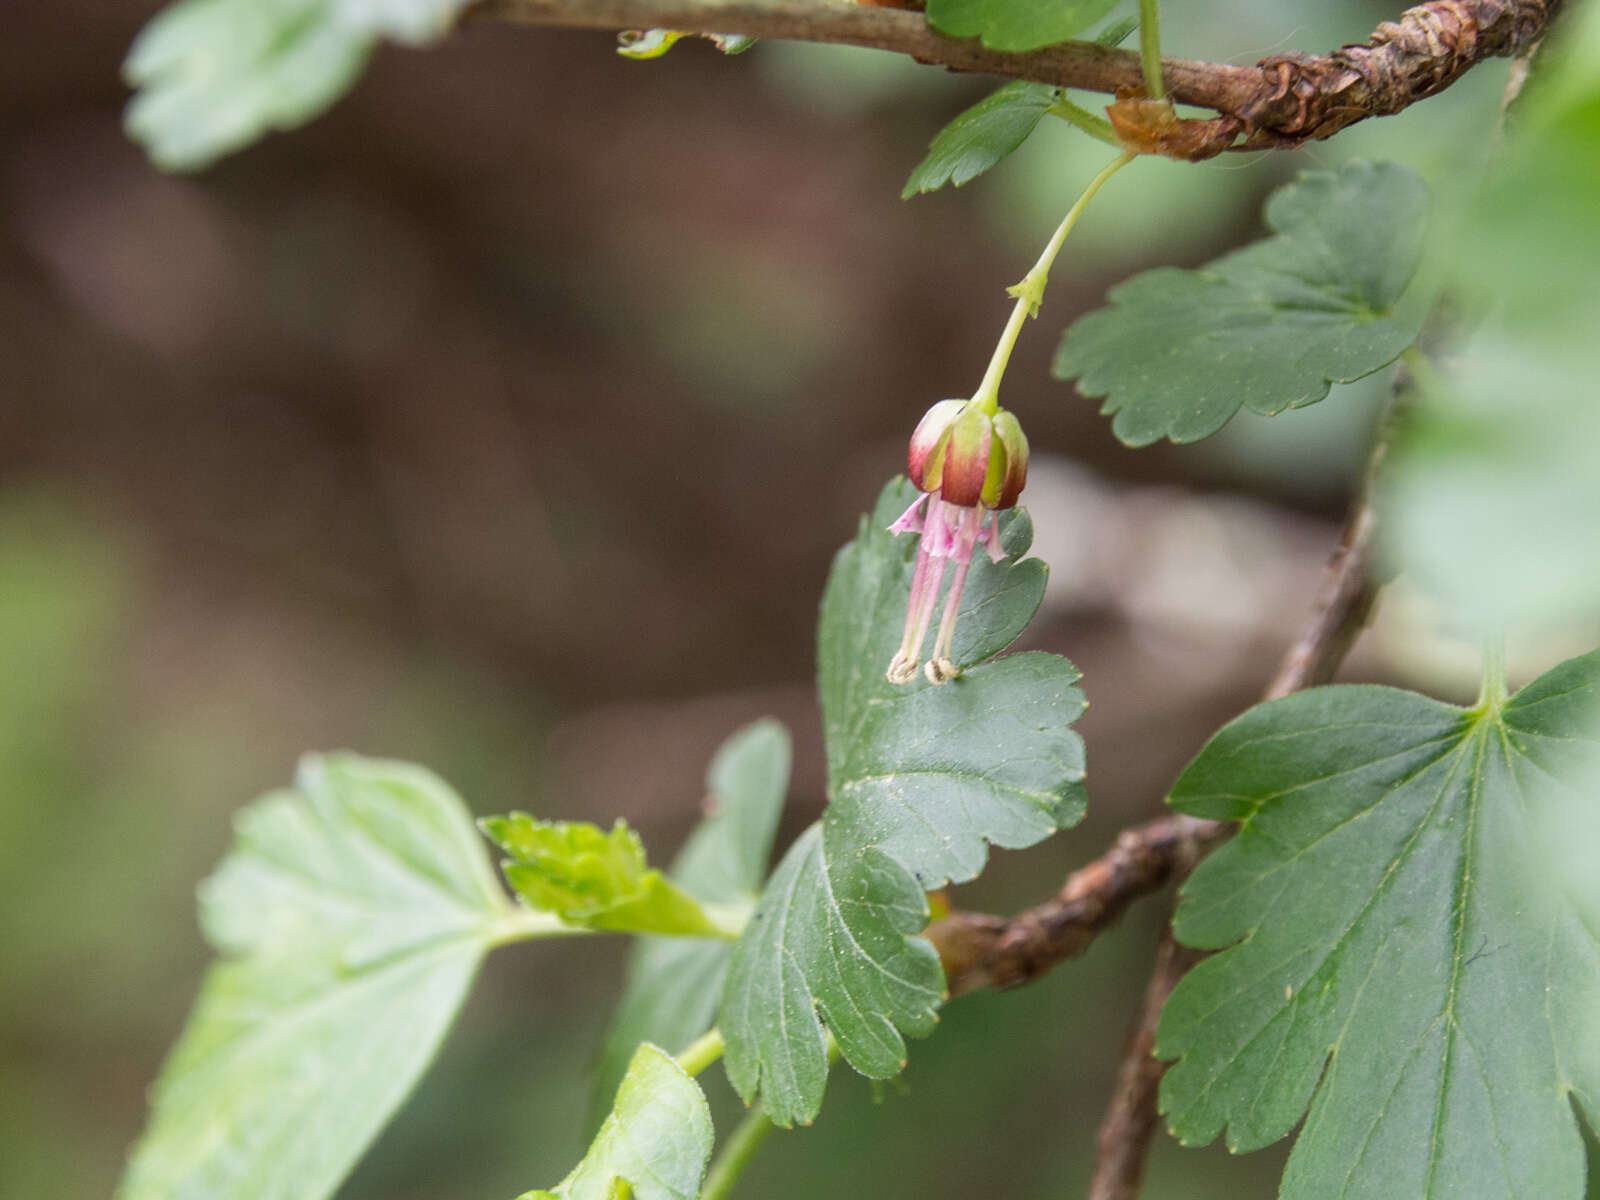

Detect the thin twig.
[
  {"left": 474, "top": 0, "right": 1562, "bottom": 156},
  {"left": 927, "top": 812, "right": 1226, "bottom": 996}
]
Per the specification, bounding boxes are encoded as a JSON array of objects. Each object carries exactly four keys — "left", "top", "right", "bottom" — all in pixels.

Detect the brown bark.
[{"left": 476, "top": 0, "right": 1564, "bottom": 155}]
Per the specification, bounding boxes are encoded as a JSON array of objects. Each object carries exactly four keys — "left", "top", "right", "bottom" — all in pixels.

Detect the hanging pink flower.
[{"left": 886, "top": 399, "right": 1029, "bottom": 685}]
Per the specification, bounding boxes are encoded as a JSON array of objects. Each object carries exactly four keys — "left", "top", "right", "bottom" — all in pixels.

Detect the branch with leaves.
[
  {"left": 110, "top": 0, "right": 1600, "bottom": 1197},
  {"left": 477, "top": 0, "right": 1560, "bottom": 155}
]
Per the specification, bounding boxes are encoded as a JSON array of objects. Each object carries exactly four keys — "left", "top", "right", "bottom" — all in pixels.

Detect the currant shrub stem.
[
  {"left": 1137, "top": 0, "right": 1165, "bottom": 99},
  {"left": 676, "top": 1028, "right": 725, "bottom": 1076},
  {"left": 699, "top": 1105, "right": 777, "bottom": 1200},
  {"left": 970, "top": 151, "right": 1135, "bottom": 415}
]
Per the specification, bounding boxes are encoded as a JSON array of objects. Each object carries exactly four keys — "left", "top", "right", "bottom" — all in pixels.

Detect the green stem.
[
  {"left": 971, "top": 151, "right": 1135, "bottom": 415},
  {"left": 1047, "top": 95, "right": 1121, "bottom": 146},
  {"left": 699, "top": 1105, "right": 777, "bottom": 1200},
  {"left": 1138, "top": 0, "right": 1164, "bottom": 99},
  {"left": 694, "top": 1032, "right": 839, "bottom": 1199},
  {"left": 1478, "top": 637, "right": 1508, "bottom": 711},
  {"left": 485, "top": 908, "right": 591, "bottom": 948},
  {"left": 676, "top": 1028, "right": 725, "bottom": 1077}
]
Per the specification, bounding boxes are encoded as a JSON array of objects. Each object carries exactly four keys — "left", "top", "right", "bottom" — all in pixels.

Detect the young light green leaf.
[
  {"left": 617, "top": 29, "right": 687, "bottom": 59},
  {"left": 616, "top": 29, "right": 755, "bottom": 58},
  {"left": 1056, "top": 160, "right": 1430, "bottom": 446},
  {"left": 119, "top": 754, "right": 535, "bottom": 1200},
  {"left": 1157, "top": 652, "right": 1600, "bottom": 1199},
  {"left": 590, "top": 719, "right": 791, "bottom": 1128},
  {"left": 124, "top": 0, "right": 468, "bottom": 171},
  {"left": 926, "top": 0, "right": 1121, "bottom": 53},
  {"left": 481, "top": 815, "right": 726, "bottom": 937},
  {"left": 720, "top": 477, "right": 1088, "bottom": 1126},
  {"left": 521, "top": 1043, "right": 714, "bottom": 1200},
  {"left": 903, "top": 82, "right": 1059, "bottom": 199}
]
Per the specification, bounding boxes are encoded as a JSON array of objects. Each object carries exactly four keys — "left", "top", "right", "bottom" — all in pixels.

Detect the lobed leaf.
[
  {"left": 925, "top": 0, "right": 1121, "bottom": 53},
  {"left": 590, "top": 719, "right": 791, "bottom": 1128},
  {"left": 521, "top": 1043, "right": 714, "bottom": 1200},
  {"left": 720, "top": 477, "right": 1088, "bottom": 1126},
  {"left": 1055, "top": 160, "right": 1430, "bottom": 446},
  {"left": 720, "top": 823, "right": 943, "bottom": 1128},
  {"left": 1158, "top": 652, "right": 1600, "bottom": 1199},
  {"left": 124, "top": 0, "right": 468, "bottom": 171},
  {"left": 119, "top": 754, "right": 520, "bottom": 1200},
  {"left": 481, "top": 814, "right": 723, "bottom": 936}
]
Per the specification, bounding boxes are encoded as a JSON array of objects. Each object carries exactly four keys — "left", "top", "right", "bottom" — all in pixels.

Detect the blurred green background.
[{"left": 0, "top": 0, "right": 1524, "bottom": 1195}]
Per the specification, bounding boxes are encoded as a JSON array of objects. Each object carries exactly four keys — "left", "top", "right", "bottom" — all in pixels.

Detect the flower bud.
[
  {"left": 887, "top": 399, "right": 1032, "bottom": 685},
  {"left": 905, "top": 399, "right": 1029, "bottom": 511}
]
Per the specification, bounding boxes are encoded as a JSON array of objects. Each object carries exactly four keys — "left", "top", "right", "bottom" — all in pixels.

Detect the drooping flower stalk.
[{"left": 886, "top": 152, "right": 1133, "bottom": 685}]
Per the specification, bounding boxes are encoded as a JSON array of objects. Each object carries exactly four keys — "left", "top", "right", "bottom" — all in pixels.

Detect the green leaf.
[
  {"left": 903, "top": 82, "right": 1059, "bottom": 198},
  {"left": 1157, "top": 652, "right": 1600, "bottom": 1198},
  {"left": 590, "top": 719, "right": 791, "bottom": 1128},
  {"left": 481, "top": 814, "right": 727, "bottom": 937},
  {"left": 119, "top": 754, "right": 525, "bottom": 1200},
  {"left": 720, "top": 477, "right": 1088, "bottom": 1126},
  {"left": 1382, "top": 12, "right": 1600, "bottom": 634},
  {"left": 1056, "top": 160, "right": 1430, "bottom": 446},
  {"left": 521, "top": 1043, "right": 714, "bottom": 1200},
  {"left": 926, "top": 0, "right": 1121, "bottom": 53},
  {"left": 720, "top": 822, "right": 943, "bottom": 1127},
  {"left": 123, "top": 0, "right": 468, "bottom": 171}
]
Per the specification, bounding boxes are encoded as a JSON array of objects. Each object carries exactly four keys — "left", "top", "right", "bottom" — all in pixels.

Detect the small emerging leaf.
[
  {"left": 926, "top": 0, "right": 1121, "bottom": 53},
  {"left": 1056, "top": 160, "right": 1430, "bottom": 446},
  {"left": 1158, "top": 652, "right": 1600, "bottom": 1199},
  {"left": 617, "top": 29, "right": 686, "bottom": 59},
  {"left": 617, "top": 28, "right": 755, "bottom": 59},
  {"left": 520, "top": 1043, "right": 713, "bottom": 1200},
  {"left": 482, "top": 815, "right": 725, "bottom": 937},
  {"left": 903, "top": 82, "right": 1059, "bottom": 199},
  {"left": 120, "top": 754, "right": 514, "bottom": 1200}
]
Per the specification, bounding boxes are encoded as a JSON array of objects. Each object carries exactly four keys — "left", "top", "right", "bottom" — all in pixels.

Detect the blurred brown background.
[{"left": 0, "top": 1, "right": 1513, "bottom": 1195}]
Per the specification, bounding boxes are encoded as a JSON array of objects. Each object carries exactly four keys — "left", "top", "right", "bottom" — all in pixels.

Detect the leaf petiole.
[
  {"left": 676, "top": 1028, "right": 726, "bottom": 1077},
  {"left": 1476, "top": 636, "right": 1509, "bottom": 712},
  {"left": 1137, "top": 0, "right": 1165, "bottom": 99},
  {"left": 1047, "top": 95, "right": 1120, "bottom": 146},
  {"left": 486, "top": 908, "right": 592, "bottom": 948}
]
